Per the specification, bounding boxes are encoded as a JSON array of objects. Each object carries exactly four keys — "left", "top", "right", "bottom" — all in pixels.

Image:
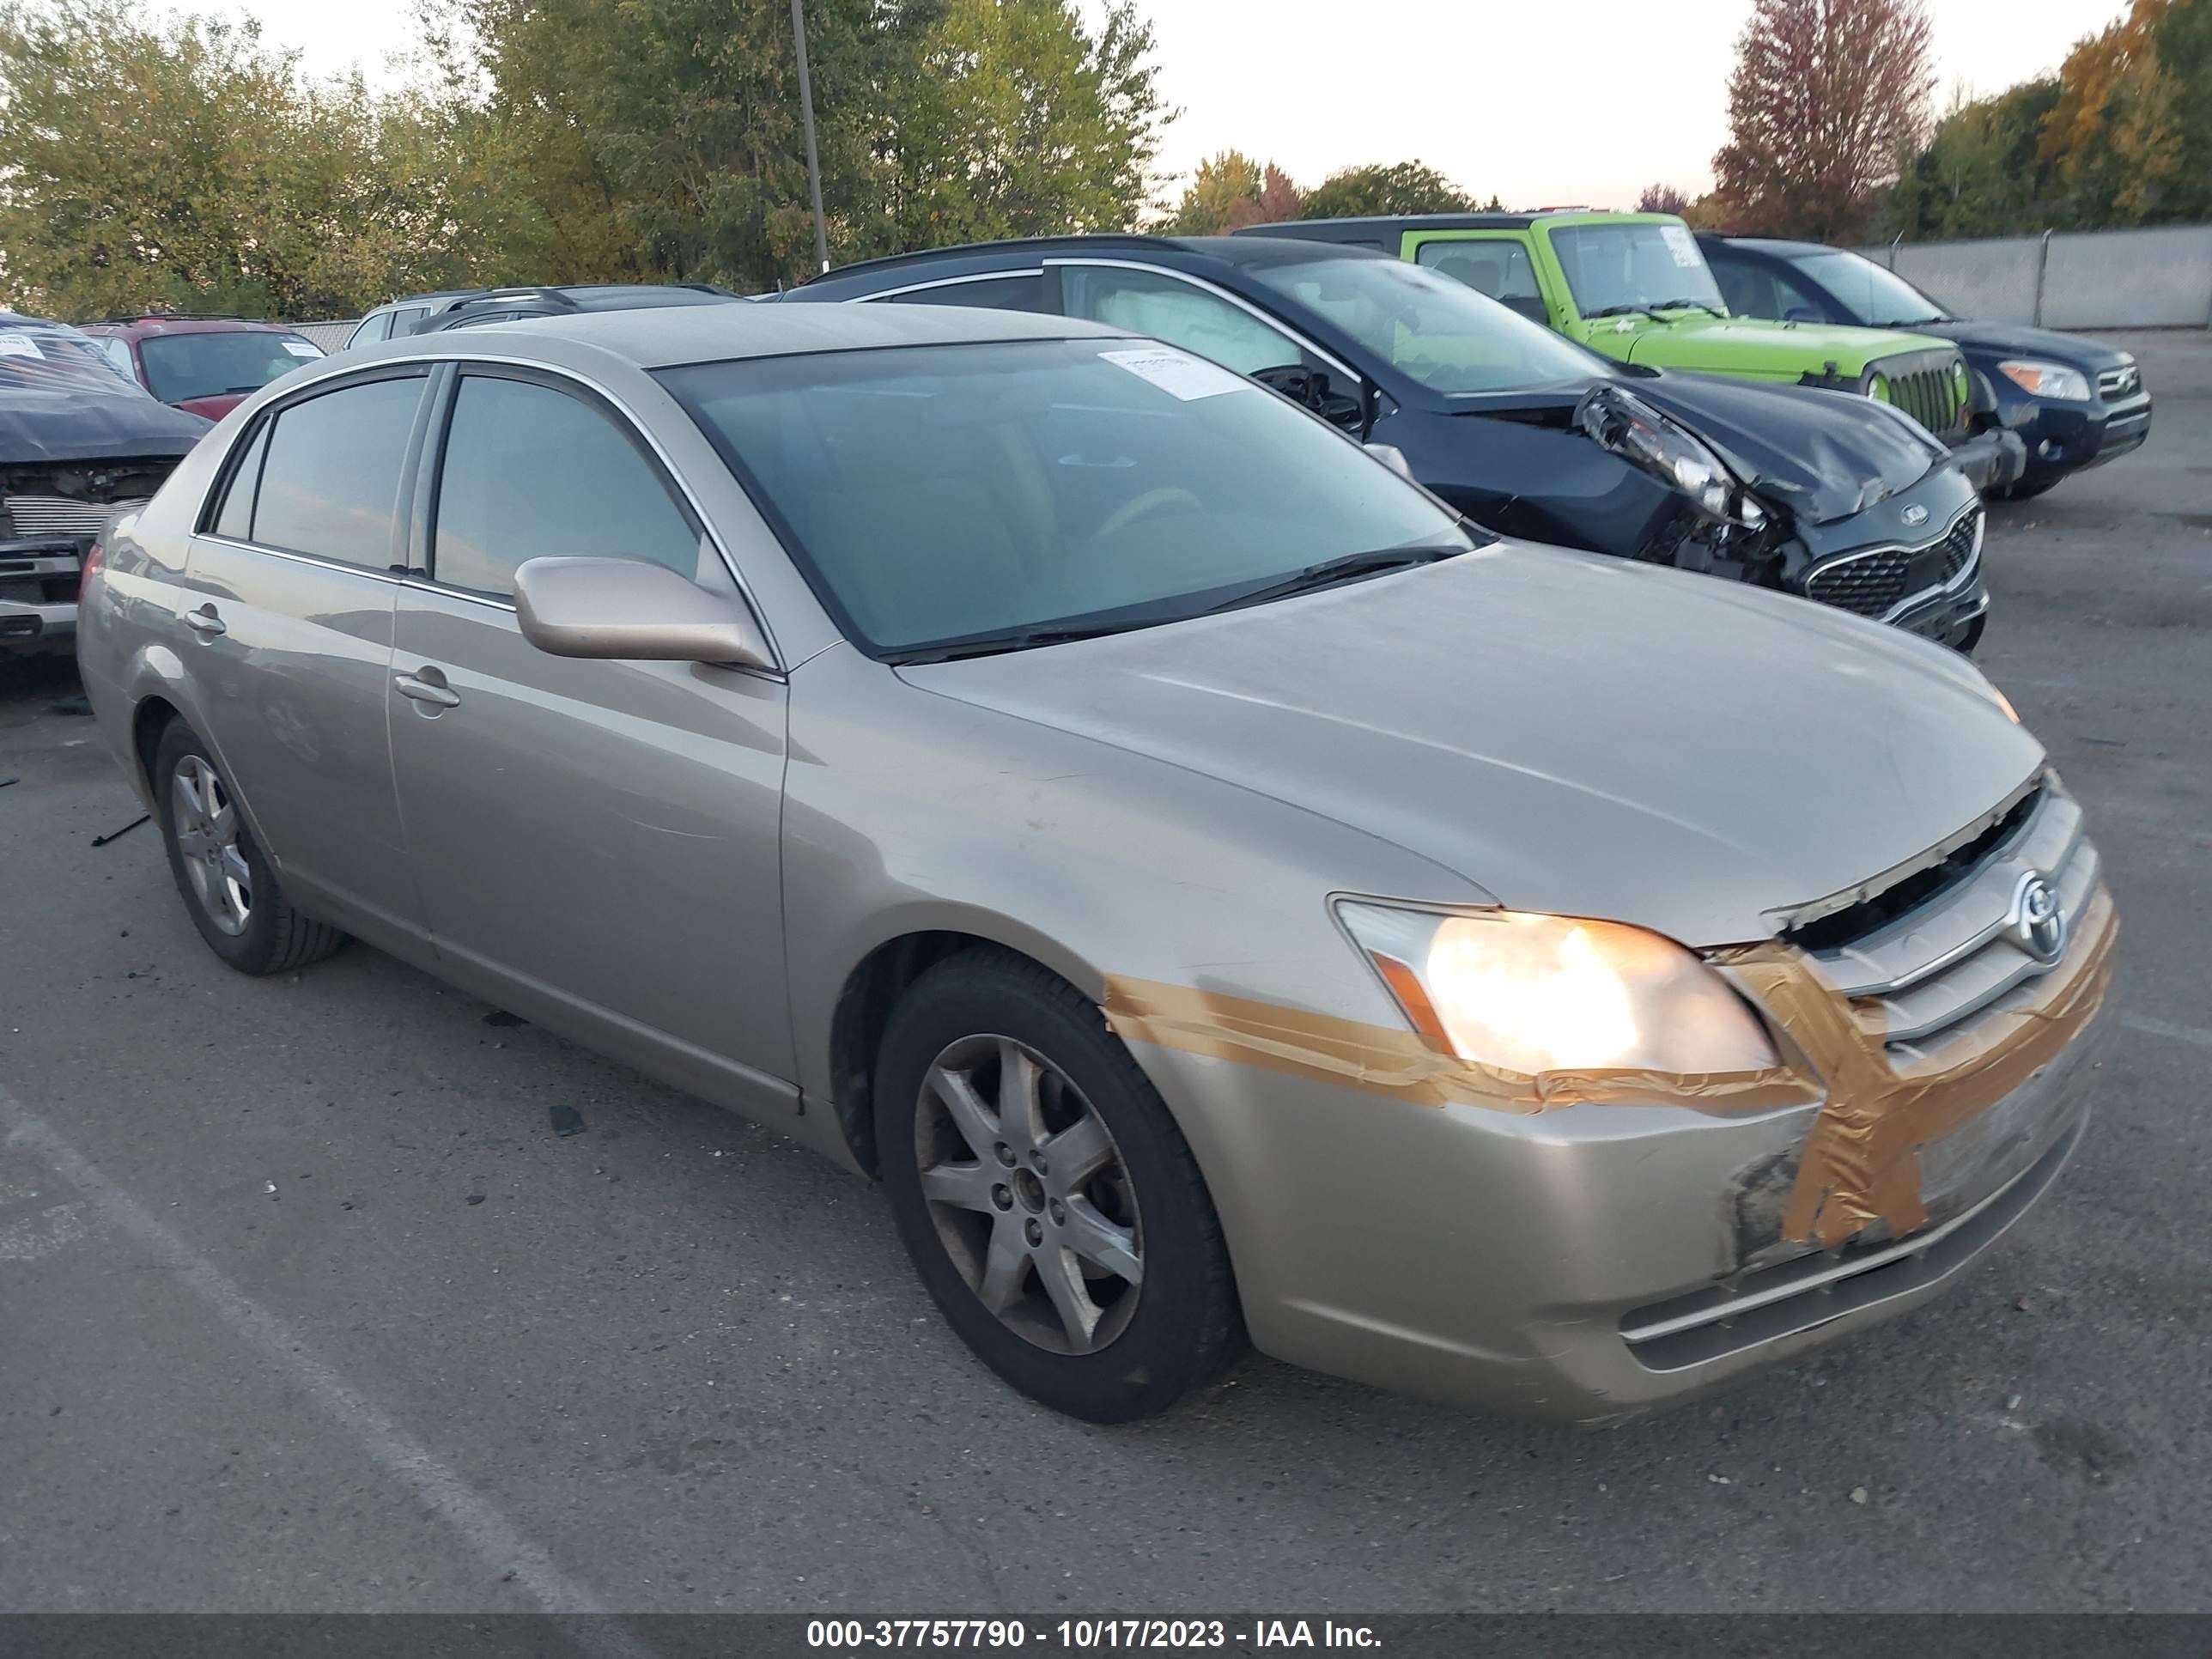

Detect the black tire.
[
  {"left": 874, "top": 948, "right": 1243, "bottom": 1421},
  {"left": 1996, "top": 474, "right": 2060, "bottom": 502},
  {"left": 152, "top": 719, "right": 345, "bottom": 975}
]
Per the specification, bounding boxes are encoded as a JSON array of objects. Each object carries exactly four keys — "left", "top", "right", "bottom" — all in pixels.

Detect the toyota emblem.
[{"left": 2008, "top": 871, "right": 2068, "bottom": 965}]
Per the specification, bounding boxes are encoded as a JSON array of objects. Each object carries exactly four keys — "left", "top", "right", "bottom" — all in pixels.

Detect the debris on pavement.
[
  {"left": 90, "top": 813, "right": 149, "bottom": 847},
  {"left": 549, "top": 1103, "right": 587, "bottom": 1139}
]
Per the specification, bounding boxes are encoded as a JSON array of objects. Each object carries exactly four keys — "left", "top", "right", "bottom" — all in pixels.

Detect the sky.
[{"left": 195, "top": 0, "right": 2123, "bottom": 210}]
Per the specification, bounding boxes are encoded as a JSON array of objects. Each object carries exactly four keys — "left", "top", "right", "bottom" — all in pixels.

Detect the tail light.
[{"left": 79, "top": 539, "right": 106, "bottom": 605}]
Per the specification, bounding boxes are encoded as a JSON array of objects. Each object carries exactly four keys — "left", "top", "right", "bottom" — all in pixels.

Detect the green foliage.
[
  {"left": 0, "top": 1, "right": 486, "bottom": 317},
  {"left": 890, "top": 0, "right": 1169, "bottom": 251},
  {"left": 0, "top": 0, "right": 1172, "bottom": 316},
  {"left": 1297, "top": 161, "right": 1477, "bottom": 220},
  {"left": 1888, "top": 0, "right": 2212, "bottom": 239}
]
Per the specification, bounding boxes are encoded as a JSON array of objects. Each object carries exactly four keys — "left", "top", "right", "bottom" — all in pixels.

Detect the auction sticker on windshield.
[
  {"left": 1661, "top": 224, "right": 1703, "bottom": 268},
  {"left": 0, "top": 333, "right": 46, "bottom": 358},
  {"left": 283, "top": 341, "right": 323, "bottom": 357},
  {"left": 1099, "top": 345, "right": 1247, "bottom": 401}
]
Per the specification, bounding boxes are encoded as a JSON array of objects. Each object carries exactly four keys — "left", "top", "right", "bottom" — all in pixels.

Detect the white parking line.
[
  {"left": 2122, "top": 1012, "right": 2212, "bottom": 1053},
  {"left": 0, "top": 1085, "right": 648, "bottom": 1649}
]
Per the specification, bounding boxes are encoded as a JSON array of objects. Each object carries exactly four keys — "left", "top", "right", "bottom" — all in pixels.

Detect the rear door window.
[
  {"left": 251, "top": 377, "right": 426, "bottom": 568},
  {"left": 1059, "top": 265, "right": 1317, "bottom": 376},
  {"left": 428, "top": 373, "right": 703, "bottom": 598}
]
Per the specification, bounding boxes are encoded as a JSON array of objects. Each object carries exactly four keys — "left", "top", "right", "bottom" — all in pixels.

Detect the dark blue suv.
[
  {"left": 1698, "top": 235, "right": 2153, "bottom": 501},
  {"left": 789, "top": 234, "right": 1996, "bottom": 650}
]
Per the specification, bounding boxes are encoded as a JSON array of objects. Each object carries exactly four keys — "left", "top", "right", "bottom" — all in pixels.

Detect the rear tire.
[
  {"left": 153, "top": 720, "right": 345, "bottom": 975},
  {"left": 874, "top": 949, "right": 1243, "bottom": 1421}
]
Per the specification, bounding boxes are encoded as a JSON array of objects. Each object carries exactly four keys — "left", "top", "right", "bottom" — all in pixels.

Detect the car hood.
[
  {"left": 1916, "top": 320, "right": 2135, "bottom": 372},
  {"left": 1624, "top": 371, "right": 1948, "bottom": 524},
  {"left": 1617, "top": 313, "right": 1946, "bottom": 376},
  {"left": 901, "top": 544, "right": 2044, "bottom": 948},
  {"left": 0, "top": 386, "right": 209, "bottom": 465}
]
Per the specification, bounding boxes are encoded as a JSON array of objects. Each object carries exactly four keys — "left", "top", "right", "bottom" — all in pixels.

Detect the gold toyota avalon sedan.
[{"left": 78, "top": 302, "right": 2117, "bottom": 1424}]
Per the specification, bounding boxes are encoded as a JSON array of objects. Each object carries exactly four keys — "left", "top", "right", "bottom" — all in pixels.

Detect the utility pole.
[{"left": 790, "top": 0, "right": 830, "bottom": 274}]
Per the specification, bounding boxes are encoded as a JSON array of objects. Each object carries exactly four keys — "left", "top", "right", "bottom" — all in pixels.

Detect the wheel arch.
[{"left": 823, "top": 911, "right": 1109, "bottom": 1179}]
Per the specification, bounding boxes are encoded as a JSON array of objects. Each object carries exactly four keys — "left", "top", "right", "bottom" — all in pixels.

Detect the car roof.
[
  {"left": 442, "top": 298, "right": 1125, "bottom": 368},
  {"left": 1698, "top": 234, "right": 1833, "bottom": 258},
  {"left": 793, "top": 232, "right": 1389, "bottom": 297},
  {"left": 79, "top": 316, "right": 306, "bottom": 339},
  {"left": 1278, "top": 212, "right": 1540, "bottom": 234}
]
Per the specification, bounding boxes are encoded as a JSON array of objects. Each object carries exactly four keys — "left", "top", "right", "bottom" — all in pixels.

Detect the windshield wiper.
[
  {"left": 1204, "top": 544, "right": 1464, "bottom": 614},
  {"left": 884, "top": 620, "right": 1147, "bottom": 665},
  {"left": 1651, "top": 298, "right": 1725, "bottom": 317},
  {"left": 1587, "top": 301, "right": 1722, "bottom": 319}
]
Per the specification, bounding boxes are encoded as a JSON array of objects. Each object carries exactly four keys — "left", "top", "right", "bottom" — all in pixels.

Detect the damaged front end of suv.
[{"left": 0, "top": 315, "right": 209, "bottom": 655}]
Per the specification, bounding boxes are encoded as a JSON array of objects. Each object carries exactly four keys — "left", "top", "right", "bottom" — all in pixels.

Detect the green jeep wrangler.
[{"left": 1237, "top": 212, "right": 2024, "bottom": 491}]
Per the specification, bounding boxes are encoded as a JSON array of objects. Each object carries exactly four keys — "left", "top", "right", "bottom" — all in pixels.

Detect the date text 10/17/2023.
[{"left": 806, "top": 1620, "right": 1382, "bottom": 1650}]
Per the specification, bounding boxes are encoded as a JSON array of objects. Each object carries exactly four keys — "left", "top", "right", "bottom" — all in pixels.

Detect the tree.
[
  {"left": 1297, "top": 161, "right": 1478, "bottom": 220},
  {"left": 0, "top": 1, "right": 485, "bottom": 317},
  {"left": 890, "top": 0, "right": 1169, "bottom": 249},
  {"left": 1711, "top": 0, "right": 1936, "bottom": 240},
  {"left": 1889, "top": 79, "right": 2063, "bottom": 239},
  {"left": 1635, "top": 183, "right": 1692, "bottom": 215},
  {"left": 1163, "top": 149, "right": 1262, "bottom": 233}
]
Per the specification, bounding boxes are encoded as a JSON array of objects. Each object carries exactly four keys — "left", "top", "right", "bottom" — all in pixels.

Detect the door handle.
[
  {"left": 183, "top": 605, "right": 226, "bottom": 636},
  {"left": 394, "top": 672, "right": 460, "bottom": 709}
]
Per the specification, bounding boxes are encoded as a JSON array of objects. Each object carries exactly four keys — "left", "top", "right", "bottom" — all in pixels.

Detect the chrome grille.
[
  {"left": 1801, "top": 785, "right": 2098, "bottom": 1060},
  {"left": 2099, "top": 364, "right": 2142, "bottom": 402},
  {"left": 1803, "top": 507, "right": 1982, "bottom": 620},
  {"left": 3, "top": 495, "right": 145, "bottom": 543}
]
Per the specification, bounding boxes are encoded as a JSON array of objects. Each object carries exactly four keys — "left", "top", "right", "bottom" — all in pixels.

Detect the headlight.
[
  {"left": 1576, "top": 385, "right": 1758, "bottom": 526},
  {"left": 1998, "top": 361, "right": 2092, "bottom": 402},
  {"left": 1867, "top": 374, "right": 1892, "bottom": 404},
  {"left": 1336, "top": 902, "right": 1779, "bottom": 1076}
]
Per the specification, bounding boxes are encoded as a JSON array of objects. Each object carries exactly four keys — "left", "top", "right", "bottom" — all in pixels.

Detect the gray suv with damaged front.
[{"left": 77, "top": 302, "right": 2117, "bottom": 1424}]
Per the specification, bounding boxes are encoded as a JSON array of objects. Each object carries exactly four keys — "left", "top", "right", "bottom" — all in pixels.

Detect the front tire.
[
  {"left": 874, "top": 950, "right": 1243, "bottom": 1421},
  {"left": 153, "top": 720, "right": 345, "bottom": 975}
]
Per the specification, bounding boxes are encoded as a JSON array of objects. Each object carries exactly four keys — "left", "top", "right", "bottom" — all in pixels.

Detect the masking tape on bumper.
[
  {"left": 1714, "top": 880, "right": 2117, "bottom": 1248},
  {"left": 1098, "top": 978, "right": 1816, "bottom": 1117},
  {"left": 1103, "top": 881, "right": 2115, "bottom": 1249}
]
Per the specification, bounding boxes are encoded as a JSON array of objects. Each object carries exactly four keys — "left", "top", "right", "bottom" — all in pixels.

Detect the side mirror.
[
  {"left": 513, "top": 556, "right": 772, "bottom": 667},
  {"left": 1252, "top": 364, "right": 1368, "bottom": 434}
]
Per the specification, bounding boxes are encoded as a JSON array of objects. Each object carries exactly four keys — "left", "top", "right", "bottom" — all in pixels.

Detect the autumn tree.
[
  {"left": 1297, "top": 161, "right": 1477, "bottom": 219},
  {"left": 1711, "top": 0, "right": 1935, "bottom": 240},
  {"left": 1162, "top": 150, "right": 1303, "bottom": 233},
  {"left": 1635, "top": 183, "right": 1692, "bottom": 215}
]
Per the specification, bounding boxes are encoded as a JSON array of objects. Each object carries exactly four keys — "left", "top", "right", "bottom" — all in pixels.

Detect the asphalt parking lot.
[{"left": 3, "top": 329, "right": 2208, "bottom": 1617}]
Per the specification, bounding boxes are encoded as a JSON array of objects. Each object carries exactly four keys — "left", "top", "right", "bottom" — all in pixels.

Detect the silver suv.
[{"left": 79, "top": 303, "right": 2118, "bottom": 1424}]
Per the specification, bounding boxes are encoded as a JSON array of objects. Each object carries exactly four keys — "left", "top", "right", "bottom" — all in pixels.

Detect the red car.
[{"left": 77, "top": 315, "right": 325, "bottom": 421}]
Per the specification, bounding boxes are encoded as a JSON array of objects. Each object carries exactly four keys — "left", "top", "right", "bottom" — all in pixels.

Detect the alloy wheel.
[
  {"left": 172, "top": 755, "right": 252, "bottom": 937},
  {"left": 914, "top": 1033, "right": 1144, "bottom": 1354}
]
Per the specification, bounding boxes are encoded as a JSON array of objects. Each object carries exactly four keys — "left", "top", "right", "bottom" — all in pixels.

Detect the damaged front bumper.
[
  {"left": 0, "top": 536, "right": 83, "bottom": 655},
  {"left": 1948, "top": 425, "right": 2028, "bottom": 495},
  {"left": 1124, "top": 821, "right": 2117, "bottom": 1425}
]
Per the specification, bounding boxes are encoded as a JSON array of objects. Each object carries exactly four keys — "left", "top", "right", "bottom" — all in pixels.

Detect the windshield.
[
  {"left": 1249, "top": 256, "right": 1601, "bottom": 394},
  {"left": 1790, "top": 251, "right": 1950, "bottom": 326},
  {"left": 1550, "top": 222, "right": 1728, "bottom": 317},
  {"left": 0, "top": 319, "right": 160, "bottom": 398},
  {"left": 660, "top": 338, "right": 1469, "bottom": 656},
  {"left": 140, "top": 330, "right": 322, "bottom": 404}
]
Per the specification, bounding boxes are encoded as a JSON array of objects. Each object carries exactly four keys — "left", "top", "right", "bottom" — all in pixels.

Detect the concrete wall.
[{"left": 1859, "top": 225, "right": 2212, "bottom": 330}]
